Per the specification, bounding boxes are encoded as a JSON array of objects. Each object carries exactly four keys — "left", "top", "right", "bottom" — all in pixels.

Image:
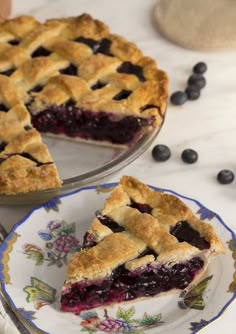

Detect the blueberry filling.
[
  {"left": 31, "top": 46, "right": 52, "bottom": 58},
  {"left": 113, "top": 89, "right": 132, "bottom": 100},
  {"left": 59, "top": 64, "right": 77, "bottom": 76},
  {"left": 0, "top": 142, "right": 7, "bottom": 152},
  {"left": 140, "top": 104, "right": 160, "bottom": 113},
  {"left": 29, "top": 85, "right": 43, "bottom": 93},
  {"left": 129, "top": 200, "right": 153, "bottom": 214},
  {"left": 0, "top": 103, "right": 8, "bottom": 112},
  {"left": 91, "top": 80, "right": 107, "bottom": 90},
  {"left": 170, "top": 221, "right": 210, "bottom": 250},
  {"left": 137, "top": 247, "right": 156, "bottom": 259},
  {"left": 95, "top": 38, "right": 113, "bottom": 56},
  {"left": 30, "top": 105, "right": 155, "bottom": 145},
  {"left": 83, "top": 232, "right": 97, "bottom": 248},
  {"left": 24, "top": 125, "right": 32, "bottom": 131},
  {"left": 0, "top": 152, "right": 51, "bottom": 167},
  {"left": 0, "top": 68, "right": 15, "bottom": 76},
  {"left": 8, "top": 39, "right": 20, "bottom": 46},
  {"left": 60, "top": 256, "right": 204, "bottom": 314},
  {"left": 117, "top": 62, "right": 146, "bottom": 82},
  {"left": 74, "top": 36, "right": 99, "bottom": 51},
  {"left": 96, "top": 214, "right": 125, "bottom": 233},
  {"left": 74, "top": 37, "right": 113, "bottom": 56}
]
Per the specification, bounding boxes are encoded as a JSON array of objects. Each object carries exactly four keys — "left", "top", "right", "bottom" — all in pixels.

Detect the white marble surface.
[{"left": 0, "top": 0, "right": 236, "bottom": 333}]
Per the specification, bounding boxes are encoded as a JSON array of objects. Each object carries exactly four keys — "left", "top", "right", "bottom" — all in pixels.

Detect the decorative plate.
[
  {"left": 0, "top": 127, "right": 160, "bottom": 206},
  {"left": 0, "top": 183, "right": 235, "bottom": 334}
]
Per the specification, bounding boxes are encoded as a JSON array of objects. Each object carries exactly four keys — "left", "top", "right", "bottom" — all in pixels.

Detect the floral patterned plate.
[{"left": 0, "top": 183, "right": 235, "bottom": 334}]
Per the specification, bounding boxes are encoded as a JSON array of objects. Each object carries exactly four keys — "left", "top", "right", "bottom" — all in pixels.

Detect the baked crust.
[
  {"left": 0, "top": 13, "right": 169, "bottom": 194},
  {"left": 0, "top": 13, "right": 168, "bottom": 117},
  {"left": 66, "top": 176, "right": 225, "bottom": 283},
  {"left": 0, "top": 128, "right": 62, "bottom": 194}
]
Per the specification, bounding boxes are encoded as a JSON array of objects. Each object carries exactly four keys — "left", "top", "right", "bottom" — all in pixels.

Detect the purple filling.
[
  {"left": 170, "top": 221, "right": 210, "bottom": 250},
  {"left": 1, "top": 68, "right": 15, "bottom": 76},
  {"left": 0, "top": 152, "right": 50, "bottom": 166},
  {"left": 117, "top": 62, "right": 146, "bottom": 82},
  {"left": 74, "top": 37, "right": 113, "bottom": 56},
  {"left": 0, "top": 104, "right": 8, "bottom": 112},
  {"left": 30, "top": 105, "right": 154, "bottom": 145},
  {"left": 91, "top": 80, "right": 107, "bottom": 90},
  {"left": 137, "top": 247, "right": 156, "bottom": 258},
  {"left": 60, "top": 256, "right": 204, "bottom": 314},
  {"left": 8, "top": 39, "right": 20, "bottom": 46},
  {"left": 97, "top": 215, "right": 125, "bottom": 233},
  {"left": 29, "top": 85, "right": 43, "bottom": 93},
  {"left": 24, "top": 125, "right": 32, "bottom": 131},
  {"left": 129, "top": 201, "right": 153, "bottom": 214},
  {"left": 83, "top": 232, "right": 97, "bottom": 248},
  {"left": 59, "top": 64, "right": 77, "bottom": 76},
  {"left": 0, "top": 142, "right": 7, "bottom": 152},
  {"left": 74, "top": 36, "right": 99, "bottom": 50},
  {"left": 113, "top": 89, "right": 132, "bottom": 100},
  {"left": 31, "top": 46, "right": 51, "bottom": 58}
]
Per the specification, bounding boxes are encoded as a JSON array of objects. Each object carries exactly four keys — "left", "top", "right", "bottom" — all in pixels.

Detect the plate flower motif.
[
  {"left": 24, "top": 277, "right": 57, "bottom": 310},
  {"left": 178, "top": 276, "right": 213, "bottom": 310},
  {"left": 189, "top": 319, "right": 209, "bottom": 332},
  {"left": 80, "top": 307, "right": 163, "bottom": 333},
  {"left": 22, "top": 219, "right": 81, "bottom": 268}
]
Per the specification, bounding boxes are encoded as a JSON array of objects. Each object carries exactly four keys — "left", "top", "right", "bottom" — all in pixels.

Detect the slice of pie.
[
  {"left": 0, "top": 127, "right": 62, "bottom": 194},
  {"left": 60, "top": 176, "right": 226, "bottom": 314},
  {"left": 0, "top": 13, "right": 168, "bottom": 194}
]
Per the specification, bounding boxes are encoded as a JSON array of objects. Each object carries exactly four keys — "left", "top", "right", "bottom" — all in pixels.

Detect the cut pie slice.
[
  {"left": 0, "top": 127, "right": 61, "bottom": 194},
  {"left": 60, "top": 176, "right": 226, "bottom": 314}
]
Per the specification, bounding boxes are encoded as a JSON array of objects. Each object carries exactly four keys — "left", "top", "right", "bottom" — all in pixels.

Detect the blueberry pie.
[
  {"left": 0, "top": 14, "right": 168, "bottom": 194},
  {"left": 60, "top": 176, "right": 225, "bottom": 314}
]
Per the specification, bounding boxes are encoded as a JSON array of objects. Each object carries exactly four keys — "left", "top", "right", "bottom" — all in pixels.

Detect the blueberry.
[
  {"left": 181, "top": 149, "right": 198, "bottom": 164},
  {"left": 188, "top": 74, "right": 206, "bottom": 89},
  {"left": 193, "top": 62, "right": 207, "bottom": 74},
  {"left": 185, "top": 85, "right": 201, "bottom": 100},
  {"left": 152, "top": 144, "right": 171, "bottom": 162},
  {"left": 170, "top": 91, "right": 188, "bottom": 106},
  {"left": 217, "top": 169, "right": 234, "bottom": 184}
]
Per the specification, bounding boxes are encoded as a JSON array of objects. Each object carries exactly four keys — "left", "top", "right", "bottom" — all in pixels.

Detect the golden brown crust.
[
  {"left": 0, "top": 129, "right": 62, "bottom": 194},
  {"left": 0, "top": 162, "right": 61, "bottom": 195},
  {"left": 66, "top": 176, "right": 225, "bottom": 283},
  {"left": 0, "top": 13, "right": 169, "bottom": 194},
  {"left": 68, "top": 232, "right": 146, "bottom": 281},
  {"left": 0, "top": 12, "right": 168, "bottom": 118}
]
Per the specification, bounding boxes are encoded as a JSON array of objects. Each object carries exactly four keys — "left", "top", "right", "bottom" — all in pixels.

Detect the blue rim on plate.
[{"left": 0, "top": 182, "right": 236, "bottom": 334}]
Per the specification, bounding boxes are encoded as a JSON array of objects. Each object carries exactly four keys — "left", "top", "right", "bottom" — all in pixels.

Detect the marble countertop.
[{"left": 0, "top": 0, "right": 236, "bottom": 333}]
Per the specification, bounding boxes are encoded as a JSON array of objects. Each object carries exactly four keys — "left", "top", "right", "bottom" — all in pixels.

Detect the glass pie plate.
[{"left": 0, "top": 128, "right": 160, "bottom": 205}]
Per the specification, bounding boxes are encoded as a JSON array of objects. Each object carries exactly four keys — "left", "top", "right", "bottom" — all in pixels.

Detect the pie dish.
[
  {"left": 0, "top": 13, "right": 168, "bottom": 195},
  {"left": 60, "top": 176, "right": 226, "bottom": 315}
]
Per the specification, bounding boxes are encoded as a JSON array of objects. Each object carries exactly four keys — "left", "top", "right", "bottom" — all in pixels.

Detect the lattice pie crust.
[
  {"left": 60, "top": 176, "right": 225, "bottom": 314},
  {"left": 0, "top": 14, "right": 168, "bottom": 195}
]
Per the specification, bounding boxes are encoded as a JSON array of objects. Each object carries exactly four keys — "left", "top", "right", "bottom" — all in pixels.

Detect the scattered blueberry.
[
  {"left": 185, "top": 85, "right": 201, "bottom": 100},
  {"left": 217, "top": 169, "right": 234, "bottom": 184},
  {"left": 193, "top": 62, "right": 207, "bottom": 74},
  {"left": 188, "top": 74, "right": 206, "bottom": 89},
  {"left": 152, "top": 144, "right": 171, "bottom": 162},
  {"left": 170, "top": 91, "right": 188, "bottom": 106},
  {"left": 181, "top": 149, "right": 198, "bottom": 164}
]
